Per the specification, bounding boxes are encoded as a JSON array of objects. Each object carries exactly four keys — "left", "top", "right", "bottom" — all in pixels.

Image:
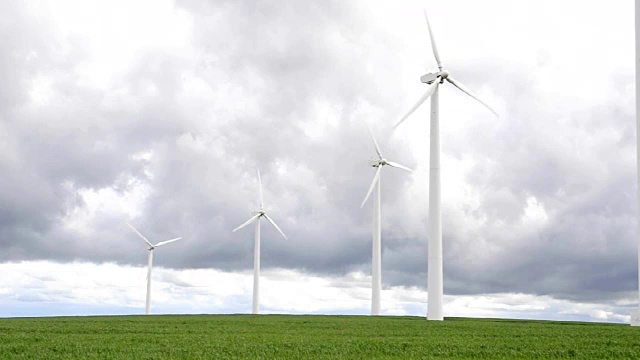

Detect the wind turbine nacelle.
[
  {"left": 368, "top": 160, "right": 380, "bottom": 167},
  {"left": 420, "top": 73, "right": 439, "bottom": 84}
]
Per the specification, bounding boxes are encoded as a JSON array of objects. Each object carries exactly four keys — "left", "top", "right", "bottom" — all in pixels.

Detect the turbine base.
[{"left": 631, "top": 309, "right": 640, "bottom": 326}]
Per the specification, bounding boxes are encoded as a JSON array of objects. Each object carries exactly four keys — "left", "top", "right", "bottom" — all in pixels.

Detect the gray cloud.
[{"left": 0, "top": 0, "right": 636, "bottom": 309}]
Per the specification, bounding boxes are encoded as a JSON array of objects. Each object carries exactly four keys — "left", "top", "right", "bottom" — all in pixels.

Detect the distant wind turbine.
[
  {"left": 393, "top": 10, "right": 498, "bottom": 321},
  {"left": 361, "top": 122, "right": 412, "bottom": 316},
  {"left": 232, "top": 170, "right": 287, "bottom": 315},
  {"left": 127, "top": 223, "right": 182, "bottom": 315}
]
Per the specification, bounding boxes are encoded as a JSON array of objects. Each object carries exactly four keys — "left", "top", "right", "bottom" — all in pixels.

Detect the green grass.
[{"left": 0, "top": 315, "right": 639, "bottom": 359}]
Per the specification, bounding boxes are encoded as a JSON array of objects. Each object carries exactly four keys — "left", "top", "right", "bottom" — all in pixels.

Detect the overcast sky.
[{"left": 0, "top": 0, "right": 637, "bottom": 322}]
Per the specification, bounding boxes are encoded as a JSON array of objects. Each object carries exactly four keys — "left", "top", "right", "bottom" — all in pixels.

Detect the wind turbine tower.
[
  {"left": 127, "top": 223, "right": 182, "bottom": 315},
  {"left": 394, "top": 10, "right": 497, "bottom": 320},
  {"left": 361, "top": 122, "right": 412, "bottom": 315},
  {"left": 233, "top": 170, "right": 288, "bottom": 314}
]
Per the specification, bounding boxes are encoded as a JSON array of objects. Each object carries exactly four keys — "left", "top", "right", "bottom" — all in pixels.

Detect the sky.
[{"left": 0, "top": 0, "right": 637, "bottom": 323}]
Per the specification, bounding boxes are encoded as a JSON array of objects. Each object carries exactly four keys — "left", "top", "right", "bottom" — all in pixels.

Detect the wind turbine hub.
[{"left": 439, "top": 70, "right": 449, "bottom": 79}]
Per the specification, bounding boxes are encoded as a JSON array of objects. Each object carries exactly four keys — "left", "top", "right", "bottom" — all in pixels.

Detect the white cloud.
[
  {"left": 522, "top": 196, "right": 548, "bottom": 226},
  {"left": 44, "top": 0, "right": 194, "bottom": 89},
  {"left": 0, "top": 0, "right": 637, "bottom": 322},
  {"left": 0, "top": 261, "right": 633, "bottom": 323}
]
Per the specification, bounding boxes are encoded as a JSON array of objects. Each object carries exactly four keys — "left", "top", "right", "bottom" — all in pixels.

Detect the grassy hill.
[{"left": 1, "top": 314, "right": 639, "bottom": 359}]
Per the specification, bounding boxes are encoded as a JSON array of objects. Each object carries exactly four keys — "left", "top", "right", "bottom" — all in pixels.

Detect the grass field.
[{"left": 1, "top": 314, "right": 639, "bottom": 359}]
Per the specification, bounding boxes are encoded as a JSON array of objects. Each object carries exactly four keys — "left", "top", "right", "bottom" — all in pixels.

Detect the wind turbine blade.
[
  {"left": 257, "top": 169, "right": 264, "bottom": 210},
  {"left": 155, "top": 237, "right": 182, "bottom": 247},
  {"left": 386, "top": 161, "right": 413, "bottom": 173},
  {"left": 127, "top": 223, "right": 153, "bottom": 248},
  {"left": 361, "top": 166, "right": 382, "bottom": 208},
  {"left": 446, "top": 77, "right": 498, "bottom": 116},
  {"left": 232, "top": 214, "right": 261, "bottom": 233},
  {"left": 365, "top": 121, "right": 383, "bottom": 159},
  {"left": 424, "top": 9, "right": 442, "bottom": 71},
  {"left": 393, "top": 82, "right": 439, "bottom": 129},
  {"left": 263, "top": 214, "right": 288, "bottom": 240}
]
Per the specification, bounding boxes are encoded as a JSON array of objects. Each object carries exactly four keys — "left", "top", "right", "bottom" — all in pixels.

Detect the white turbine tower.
[
  {"left": 361, "top": 122, "right": 412, "bottom": 316},
  {"left": 393, "top": 10, "right": 497, "bottom": 321},
  {"left": 126, "top": 223, "right": 182, "bottom": 315},
  {"left": 232, "top": 170, "right": 287, "bottom": 315}
]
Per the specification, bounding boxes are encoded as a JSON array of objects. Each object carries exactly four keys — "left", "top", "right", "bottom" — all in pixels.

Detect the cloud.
[
  {"left": 0, "top": 260, "right": 633, "bottom": 323},
  {"left": 0, "top": 0, "right": 637, "bottom": 319}
]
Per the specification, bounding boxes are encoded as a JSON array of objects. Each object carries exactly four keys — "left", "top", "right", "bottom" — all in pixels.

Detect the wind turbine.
[
  {"left": 232, "top": 170, "right": 287, "bottom": 315},
  {"left": 361, "top": 122, "right": 412, "bottom": 316},
  {"left": 127, "top": 223, "right": 182, "bottom": 315},
  {"left": 393, "top": 10, "right": 498, "bottom": 321}
]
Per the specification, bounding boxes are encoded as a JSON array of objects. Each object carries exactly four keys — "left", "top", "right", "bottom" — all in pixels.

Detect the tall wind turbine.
[
  {"left": 127, "top": 223, "right": 182, "bottom": 315},
  {"left": 393, "top": 10, "right": 498, "bottom": 321},
  {"left": 361, "top": 122, "right": 412, "bottom": 316},
  {"left": 232, "top": 170, "right": 287, "bottom": 315}
]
